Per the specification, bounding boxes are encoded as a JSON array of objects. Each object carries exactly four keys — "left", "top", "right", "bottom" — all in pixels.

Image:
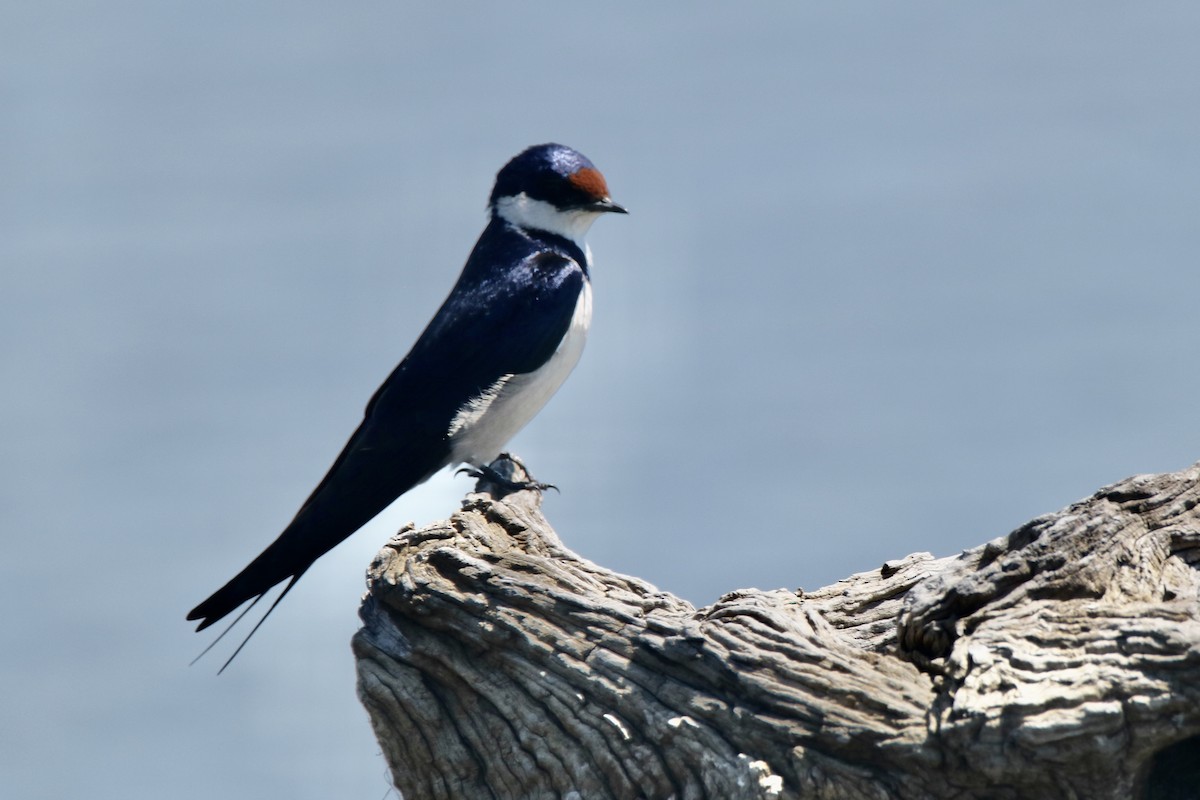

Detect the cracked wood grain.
[{"left": 354, "top": 459, "right": 1200, "bottom": 799}]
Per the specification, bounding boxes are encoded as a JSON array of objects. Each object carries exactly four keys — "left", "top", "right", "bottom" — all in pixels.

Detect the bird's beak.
[{"left": 591, "top": 197, "right": 629, "bottom": 215}]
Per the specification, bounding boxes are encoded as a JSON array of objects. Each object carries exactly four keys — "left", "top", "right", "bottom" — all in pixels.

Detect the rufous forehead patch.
[{"left": 568, "top": 167, "right": 610, "bottom": 200}]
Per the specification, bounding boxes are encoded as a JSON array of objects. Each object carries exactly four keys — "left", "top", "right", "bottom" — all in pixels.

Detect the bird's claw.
[{"left": 457, "top": 457, "right": 559, "bottom": 495}]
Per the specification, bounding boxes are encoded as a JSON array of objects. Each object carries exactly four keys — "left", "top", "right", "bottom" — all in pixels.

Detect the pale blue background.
[{"left": 5, "top": 3, "right": 1200, "bottom": 797}]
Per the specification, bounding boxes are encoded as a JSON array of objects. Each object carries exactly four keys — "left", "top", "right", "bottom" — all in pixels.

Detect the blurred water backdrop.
[{"left": 5, "top": 3, "right": 1200, "bottom": 797}]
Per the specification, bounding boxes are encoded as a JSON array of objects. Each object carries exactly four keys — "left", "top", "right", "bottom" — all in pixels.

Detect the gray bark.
[{"left": 353, "top": 458, "right": 1200, "bottom": 799}]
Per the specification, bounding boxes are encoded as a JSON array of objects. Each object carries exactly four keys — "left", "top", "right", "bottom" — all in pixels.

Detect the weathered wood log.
[{"left": 353, "top": 458, "right": 1200, "bottom": 799}]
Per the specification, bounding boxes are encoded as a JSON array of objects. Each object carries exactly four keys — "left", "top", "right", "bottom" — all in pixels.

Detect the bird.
[{"left": 188, "top": 143, "right": 626, "bottom": 670}]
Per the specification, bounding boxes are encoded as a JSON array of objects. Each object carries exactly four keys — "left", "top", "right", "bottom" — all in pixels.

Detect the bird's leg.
[{"left": 457, "top": 452, "right": 558, "bottom": 495}]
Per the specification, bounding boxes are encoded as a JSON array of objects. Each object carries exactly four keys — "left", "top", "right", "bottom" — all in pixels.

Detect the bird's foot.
[{"left": 457, "top": 453, "right": 558, "bottom": 496}]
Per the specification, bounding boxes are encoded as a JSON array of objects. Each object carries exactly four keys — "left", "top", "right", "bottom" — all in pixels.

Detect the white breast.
[{"left": 447, "top": 281, "right": 592, "bottom": 467}]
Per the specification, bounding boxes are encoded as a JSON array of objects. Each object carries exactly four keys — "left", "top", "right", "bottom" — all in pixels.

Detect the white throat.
[{"left": 493, "top": 193, "right": 602, "bottom": 254}]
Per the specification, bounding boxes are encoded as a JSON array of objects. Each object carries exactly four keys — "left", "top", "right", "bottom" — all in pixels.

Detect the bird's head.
[{"left": 490, "top": 143, "right": 627, "bottom": 243}]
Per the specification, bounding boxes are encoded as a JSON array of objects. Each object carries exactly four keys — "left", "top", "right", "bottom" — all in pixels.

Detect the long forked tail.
[
  {"left": 189, "top": 574, "right": 305, "bottom": 673},
  {"left": 186, "top": 421, "right": 439, "bottom": 670},
  {"left": 187, "top": 534, "right": 314, "bottom": 672}
]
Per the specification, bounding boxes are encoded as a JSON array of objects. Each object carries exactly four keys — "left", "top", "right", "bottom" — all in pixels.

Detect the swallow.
[{"left": 188, "top": 143, "right": 625, "bottom": 669}]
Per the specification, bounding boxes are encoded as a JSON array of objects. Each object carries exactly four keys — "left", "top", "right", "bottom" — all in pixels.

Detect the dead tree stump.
[{"left": 353, "top": 459, "right": 1200, "bottom": 799}]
